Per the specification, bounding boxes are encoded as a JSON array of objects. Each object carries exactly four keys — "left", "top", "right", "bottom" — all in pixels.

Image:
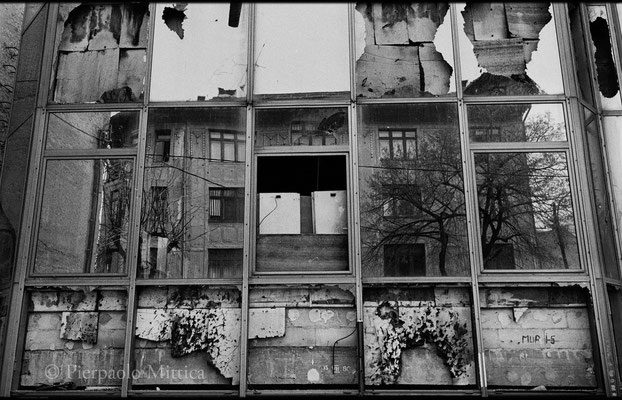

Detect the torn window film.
[
  {"left": 247, "top": 285, "right": 358, "bottom": 386},
  {"left": 19, "top": 288, "right": 127, "bottom": 390},
  {"left": 50, "top": 3, "right": 149, "bottom": 104},
  {"left": 357, "top": 104, "right": 470, "bottom": 277},
  {"left": 363, "top": 286, "right": 475, "bottom": 386},
  {"left": 480, "top": 286, "right": 597, "bottom": 388},
  {"left": 133, "top": 286, "right": 241, "bottom": 387},
  {"left": 46, "top": 112, "right": 139, "bottom": 150},
  {"left": 458, "top": 2, "right": 563, "bottom": 96},
  {"left": 588, "top": 5, "right": 622, "bottom": 110},
  {"left": 253, "top": 3, "right": 350, "bottom": 100},
  {"left": 354, "top": 3, "right": 455, "bottom": 98},
  {"left": 474, "top": 152, "right": 580, "bottom": 270},
  {"left": 139, "top": 108, "right": 246, "bottom": 279},
  {"left": 34, "top": 159, "right": 133, "bottom": 275},
  {"left": 150, "top": 3, "right": 247, "bottom": 102}
]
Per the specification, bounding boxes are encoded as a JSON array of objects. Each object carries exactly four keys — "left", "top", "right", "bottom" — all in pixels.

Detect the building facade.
[{"left": 0, "top": 2, "right": 621, "bottom": 396}]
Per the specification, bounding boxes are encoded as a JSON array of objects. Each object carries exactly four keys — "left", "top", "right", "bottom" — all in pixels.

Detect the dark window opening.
[
  {"left": 257, "top": 155, "right": 346, "bottom": 195},
  {"left": 154, "top": 129, "right": 171, "bottom": 163},
  {"left": 209, "top": 188, "right": 245, "bottom": 223},
  {"left": 383, "top": 243, "right": 426, "bottom": 276},
  {"left": 208, "top": 248, "right": 243, "bottom": 278}
]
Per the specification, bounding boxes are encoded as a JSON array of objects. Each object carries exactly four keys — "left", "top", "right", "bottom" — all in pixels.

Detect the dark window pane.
[
  {"left": 141, "top": 108, "right": 246, "bottom": 279},
  {"left": 354, "top": 3, "right": 456, "bottom": 98},
  {"left": 475, "top": 152, "right": 580, "bottom": 270},
  {"left": 364, "top": 286, "right": 476, "bottom": 386},
  {"left": 568, "top": 3, "right": 596, "bottom": 106},
  {"left": 150, "top": 3, "right": 248, "bottom": 102},
  {"left": 468, "top": 104, "right": 567, "bottom": 142},
  {"left": 358, "top": 104, "right": 470, "bottom": 277},
  {"left": 481, "top": 286, "right": 597, "bottom": 388},
  {"left": 46, "top": 112, "right": 139, "bottom": 149},
  {"left": 208, "top": 249, "right": 243, "bottom": 278},
  {"left": 34, "top": 159, "right": 133, "bottom": 274},
  {"left": 458, "top": 3, "right": 563, "bottom": 96}
]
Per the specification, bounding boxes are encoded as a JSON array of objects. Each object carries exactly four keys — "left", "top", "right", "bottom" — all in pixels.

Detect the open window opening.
[{"left": 255, "top": 155, "right": 349, "bottom": 273}]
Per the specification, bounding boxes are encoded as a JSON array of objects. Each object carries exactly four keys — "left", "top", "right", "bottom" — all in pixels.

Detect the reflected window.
[
  {"left": 358, "top": 104, "right": 469, "bottom": 277},
  {"left": 140, "top": 108, "right": 246, "bottom": 279},
  {"left": 253, "top": 3, "right": 349, "bottom": 100},
  {"left": 210, "top": 130, "right": 245, "bottom": 162},
  {"left": 475, "top": 152, "right": 580, "bottom": 270},
  {"left": 354, "top": 3, "right": 455, "bottom": 98},
  {"left": 209, "top": 188, "right": 244, "bottom": 223},
  {"left": 34, "top": 159, "right": 133, "bottom": 275},
  {"left": 150, "top": 3, "right": 248, "bottom": 102},
  {"left": 208, "top": 249, "right": 243, "bottom": 278},
  {"left": 458, "top": 3, "right": 563, "bottom": 96},
  {"left": 468, "top": 103, "right": 568, "bottom": 142}
]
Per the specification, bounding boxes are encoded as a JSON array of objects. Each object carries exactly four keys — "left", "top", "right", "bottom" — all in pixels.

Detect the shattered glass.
[
  {"left": 354, "top": 3, "right": 456, "bottom": 98},
  {"left": 50, "top": 3, "right": 149, "bottom": 104},
  {"left": 458, "top": 2, "right": 564, "bottom": 96},
  {"left": 150, "top": 3, "right": 248, "bottom": 102}
]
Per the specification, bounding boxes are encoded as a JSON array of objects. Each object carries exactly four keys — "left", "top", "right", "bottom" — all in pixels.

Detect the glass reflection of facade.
[{"left": 2, "top": 2, "right": 622, "bottom": 397}]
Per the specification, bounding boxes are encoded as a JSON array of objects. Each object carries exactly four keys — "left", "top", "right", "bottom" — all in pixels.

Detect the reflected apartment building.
[{"left": 1, "top": 2, "right": 622, "bottom": 396}]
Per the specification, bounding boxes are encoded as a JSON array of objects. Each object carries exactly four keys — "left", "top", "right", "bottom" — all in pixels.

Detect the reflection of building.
[{"left": 1, "top": 2, "right": 622, "bottom": 397}]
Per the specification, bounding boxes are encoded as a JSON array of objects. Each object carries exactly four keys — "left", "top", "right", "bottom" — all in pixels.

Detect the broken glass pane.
[
  {"left": 150, "top": 3, "right": 248, "bottom": 102},
  {"left": 587, "top": 5, "right": 621, "bottom": 110},
  {"left": 354, "top": 3, "right": 456, "bottom": 98},
  {"left": 584, "top": 112, "right": 620, "bottom": 280},
  {"left": 247, "top": 285, "right": 358, "bottom": 386},
  {"left": 475, "top": 152, "right": 580, "bottom": 270},
  {"left": 46, "top": 112, "right": 139, "bottom": 149},
  {"left": 50, "top": 3, "right": 149, "bottom": 104},
  {"left": 133, "top": 286, "right": 241, "bottom": 387},
  {"left": 358, "top": 104, "right": 470, "bottom": 277},
  {"left": 254, "top": 108, "right": 348, "bottom": 148},
  {"left": 255, "top": 155, "right": 349, "bottom": 273},
  {"left": 140, "top": 108, "right": 246, "bottom": 279},
  {"left": 363, "top": 285, "right": 475, "bottom": 386},
  {"left": 19, "top": 288, "right": 127, "bottom": 390},
  {"left": 34, "top": 159, "right": 133, "bottom": 274},
  {"left": 568, "top": 3, "right": 596, "bottom": 106},
  {"left": 253, "top": 3, "right": 350, "bottom": 100},
  {"left": 467, "top": 103, "right": 567, "bottom": 142},
  {"left": 480, "top": 286, "right": 597, "bottom": 388},
  {"left": 458, "top": 3, "right": 563, "bottom": 96}
]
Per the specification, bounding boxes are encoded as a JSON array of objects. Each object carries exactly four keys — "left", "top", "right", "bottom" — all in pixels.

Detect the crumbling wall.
[
  {"left": 20, "top": 289, "right": 127, "bottom": 389},
  {"left": 51, "top": 3, "right": 149, "bottom": 103},
  {"left": 247, "top": 285, "right": 358, "bottom": 385},
  {"left": 363, "top": 286, "right": 475, "bottom": 385},
  {"left": 480, "top": 286, "right": 597, "bottom": 387},
  {"left": 355, "top": 3, "right": 453, "bottom": 98},
  {"left": 134, "top": 286, "right": 241, "bottom": 386}
]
